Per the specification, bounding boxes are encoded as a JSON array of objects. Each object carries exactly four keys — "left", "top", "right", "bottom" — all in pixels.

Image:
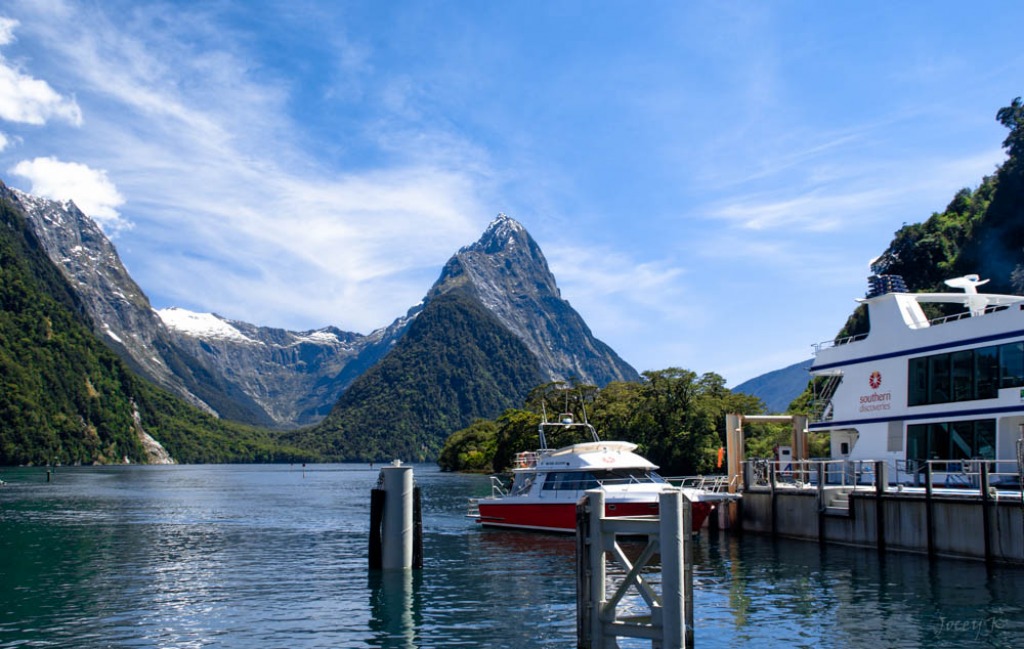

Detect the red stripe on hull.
[{"left": 477, "top": 500, "right": 713, "bottom": 533}]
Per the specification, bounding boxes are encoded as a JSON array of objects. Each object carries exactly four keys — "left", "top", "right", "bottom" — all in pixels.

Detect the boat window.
[
  {"left": 908, "top": 357, "right": 928, "bottom": 406},
  {"left": 906, "top": 419, "right": 996, "bottom": 467},
  {"left": 951, "top": 350, "right": 974, "bottom": 401},
  {"left": 907, "top": 342, "right": 1024, "bottom": 406},
  {"left": 975, "top": 346, "right": 1000, "bottom": 399},
  {"left": 1000, "top": 342, "right": 1024, "bottom": 389},
  {"left": 596, "top": 468, "right": 666, "bottom": 485},
  {"left": 541, "top": 472, "right": 599, "bottom": 491},
  {"left": 511, "top": 472, "right": 536, "bottom": 495},
  {"left": 928, "top": 355, "right": 950, "bottom": 403}
]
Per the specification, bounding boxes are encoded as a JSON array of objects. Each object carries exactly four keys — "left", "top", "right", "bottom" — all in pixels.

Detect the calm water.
[{"left": 1, "top": 464, "right": 1022, "bottom": 648}]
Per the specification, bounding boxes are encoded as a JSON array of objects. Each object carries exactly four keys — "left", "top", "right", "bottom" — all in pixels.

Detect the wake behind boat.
[{"left": 471, "top": 413, "right": 725, "bottom": 533}]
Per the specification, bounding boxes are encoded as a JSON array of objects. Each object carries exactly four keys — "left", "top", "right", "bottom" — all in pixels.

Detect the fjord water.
[{"left": 1, "top": 465, "right": 1021, "bottom": 648}]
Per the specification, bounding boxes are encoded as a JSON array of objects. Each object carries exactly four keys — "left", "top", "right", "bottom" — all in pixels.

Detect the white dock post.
[
  {"left": 577, "top": 488, "right": 692, "bottom": 648},
  {"left": 659, "top": 490, "right": 685, "bottom": 649},
  {"left": 381, "top": 461, "right": 414, "bottom": 570},
  {"left": 588, "top": 490, "right": 608, "bottom": 648}
]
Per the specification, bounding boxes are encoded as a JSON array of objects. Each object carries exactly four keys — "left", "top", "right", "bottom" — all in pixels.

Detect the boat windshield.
[
  {"left": 540, "top": 469, "right": 665, "bottom": 491},
  {"left": 596, "top": 468, "right": 666, "bottom": 485}
]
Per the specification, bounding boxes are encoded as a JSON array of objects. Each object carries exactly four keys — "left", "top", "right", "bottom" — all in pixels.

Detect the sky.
[{"left": 0, "top": 1, "right": 1022, "bottom": 387}]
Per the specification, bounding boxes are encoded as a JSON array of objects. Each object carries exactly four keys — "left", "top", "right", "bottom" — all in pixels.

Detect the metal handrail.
[{"left": 743, "top": 458, "right": 1022, "bottom": 496}]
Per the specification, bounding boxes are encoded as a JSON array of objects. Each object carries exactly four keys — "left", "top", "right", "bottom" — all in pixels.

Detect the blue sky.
[{"left": 0, "top": 1, "right": 1021, "bottom": 387}]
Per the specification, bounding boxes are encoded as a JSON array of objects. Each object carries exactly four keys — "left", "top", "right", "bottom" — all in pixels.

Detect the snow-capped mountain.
[
  {"left": 14, "top": 185, "right": 637, "bottom": 437},
  {"left": 12, "top": 188, "right": 378, "bottom": 427}
]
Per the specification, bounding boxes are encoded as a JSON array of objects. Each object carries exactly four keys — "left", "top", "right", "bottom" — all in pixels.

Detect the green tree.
[{"left": 437, "top": 419, "right": 498, "bottom": 472}]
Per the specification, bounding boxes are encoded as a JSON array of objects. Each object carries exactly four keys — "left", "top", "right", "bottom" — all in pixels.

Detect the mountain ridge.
[{"left": 13, "top": 189, "right": 639, "bottom": 458}]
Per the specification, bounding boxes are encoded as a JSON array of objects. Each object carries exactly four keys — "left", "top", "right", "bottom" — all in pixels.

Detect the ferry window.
[
  {"left": 951, "top": 350, "right": 974, "bottom": 401},
  {"left": 930, "top": 423, "right": 950, "bottom": 460},
  {"left": 906, "top": 426, "right": 926, "bottom": 463},
  {"left": 975, "top": 346, "right": 1000, "bottom": 399},
  {"left": 906, "top": 419, "right": 996, "bottom": 464},
  {"left": 512, "top": 473, "right": 536, "bottom": 495},
  {"left": 950, "top": 421, "right": 974, "bottom": 460},
  {"left": 928, "top": 354, "right": 951, "bottom": 404},
  {"left": 1000, "top": 342, "right": 1024, "bottom": 388},
  {"left": 599, "top": 469, "right": 663, "bottom": 484},
  {"left": 975, "top": 420, "right": 996, "bottom": 458},
  {"left": 908, "top": 357, "right": 928, "bottom": 406},
  {"left": 907, "top": 343, "right": 1020, "bottom": 406}
]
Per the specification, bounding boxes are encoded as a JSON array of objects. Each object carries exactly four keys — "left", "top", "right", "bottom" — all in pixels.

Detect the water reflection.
[
  {"left": 1, "top": 465, "right": 1022, "bottom": 649},
  {"left": 368, "top": 570, "right": 419, "bottom": 649}
]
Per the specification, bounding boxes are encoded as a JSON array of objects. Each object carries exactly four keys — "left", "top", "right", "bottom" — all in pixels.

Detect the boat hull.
[{"left": 477, "top": 499, "right": 713, "bottom": 534}]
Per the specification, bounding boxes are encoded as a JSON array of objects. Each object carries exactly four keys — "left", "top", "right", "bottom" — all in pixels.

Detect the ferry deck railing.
[{"left": 742, "top": 458, "right": 1023, "bottom": 500}]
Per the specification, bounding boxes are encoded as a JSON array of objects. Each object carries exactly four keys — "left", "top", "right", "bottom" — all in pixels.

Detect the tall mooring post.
[
  {"left": 369, "top": 461, "right": 423, "bottom": 570},
  {"left": 576, "top": 489, "right": 693, "bottom": 648}
]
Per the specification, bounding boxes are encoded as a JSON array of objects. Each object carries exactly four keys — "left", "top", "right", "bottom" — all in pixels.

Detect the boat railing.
[
  {"left": 743, "top": 458, "right": 1022, "bottom": 499},
  {"left": 813, "top": 333, "right": 868, "bottom": 354},
  {"left": 894, "top": 458, "right": 1022, "bottom": 492},
  {"left": 926, "top": 303, "right": 1009, "bottom": 327},
  {"left": 489, "top": 475, "right": 508, "bottom": 498},
  {"left": 668, "top": 474, "right": 736, "bottom": 493}
]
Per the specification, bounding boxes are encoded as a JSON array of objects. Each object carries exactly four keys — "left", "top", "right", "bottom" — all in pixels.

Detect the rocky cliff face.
[
  {"left": 13, "top": 188, "right": 372, "bottom": 427},
  {"left": 156, "top": 307, "right": 411, "bottom": 426},
  {"left": 16, "top": 187, "right": 637, "bottom": 435},
  {"left": 428, "top": 214, "right": 639, "bottom": 386}
]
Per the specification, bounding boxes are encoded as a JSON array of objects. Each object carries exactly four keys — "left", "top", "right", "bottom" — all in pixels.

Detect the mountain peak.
[
  {"left": 428, "top": 213, "right": 639, "bottom": 387},
  {"left": 462, "top": 212, "right": 529, "bottom": 255}
]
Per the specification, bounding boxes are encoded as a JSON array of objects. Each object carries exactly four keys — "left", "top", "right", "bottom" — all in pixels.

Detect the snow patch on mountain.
[{"left": 157, "top": 307, "right": 260, "bottom": 344}]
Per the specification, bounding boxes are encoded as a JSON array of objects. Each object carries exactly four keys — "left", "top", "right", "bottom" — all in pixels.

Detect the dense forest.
[
  {"left": 286, "top": 289, "right": 546, "bottom": 462},
  {"left": 438, "top": 372, "right": 766, "bottom": 475},
  {"left": 0, "top": 186, "right": 312, "bottom": 465}
]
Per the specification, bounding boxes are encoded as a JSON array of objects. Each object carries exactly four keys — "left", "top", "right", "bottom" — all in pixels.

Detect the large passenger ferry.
[{"left": 809, "top": 273, "right": 1024, "bottom": 482}]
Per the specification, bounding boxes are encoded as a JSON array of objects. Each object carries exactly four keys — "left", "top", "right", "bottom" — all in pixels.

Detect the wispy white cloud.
[
  {"left": 10, "top": 156, "right": 129, "bottom": 232},
  {"left": 546, "top": 242, "right": 698, "bottom": 335},
  {"left": 0, "top": 1, "right": 493, "bottom": 331},
  {"left": 0, "top": 17, "right": 82, "bottom": 127}
]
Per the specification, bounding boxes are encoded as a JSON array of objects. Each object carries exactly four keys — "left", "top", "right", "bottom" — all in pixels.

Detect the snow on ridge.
[
  {"left": 292, "top": 330, "right": 341, "bottom": 345},
  {"left": 157, "top": 307, "right": 259, "bottom": 344}
]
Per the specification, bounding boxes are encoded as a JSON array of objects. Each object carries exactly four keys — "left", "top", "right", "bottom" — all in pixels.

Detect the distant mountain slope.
[
  {"left": 289, "top": 289, "right": 545, "bottom": 461},
  {"left": 13, "top": 187, "right": 393, "bottom": 428},
  {"left": 0, "top": 181, "right": 307, "bottom": 465},
  {"left": 732, "top": 359, "right": 812, "bottom": 414},
  {"left": 12, "top": 188, "right": 281, "bottom": 426}
]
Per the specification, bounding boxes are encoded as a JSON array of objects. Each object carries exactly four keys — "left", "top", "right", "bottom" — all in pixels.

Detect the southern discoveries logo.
[{"left": 860, "top": 370, "right": 892, "bottom": 412}]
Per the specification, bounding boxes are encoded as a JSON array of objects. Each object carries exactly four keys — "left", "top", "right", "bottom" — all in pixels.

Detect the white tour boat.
[
  {"left": 809, "top": 273, "right": 1024, "bottom": 484},
  {"left": 472, "top": 414, "right": 719, "bottom": 533}
]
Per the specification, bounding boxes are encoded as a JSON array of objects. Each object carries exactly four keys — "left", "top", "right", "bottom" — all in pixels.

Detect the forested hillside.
[
  {"left": 0, "top": 185, "right": 310, "bottom": 465},
  {"left": 288, "top": 289, "right": 546, "bottom": 462}
]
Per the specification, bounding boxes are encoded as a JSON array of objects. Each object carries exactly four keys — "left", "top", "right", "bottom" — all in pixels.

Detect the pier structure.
[
  {"left": 739, "top": 457, "right": 1024, "bottom": 564},
  {"left": 576, "top": 489, "right": 693, "bottom": 649}
]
